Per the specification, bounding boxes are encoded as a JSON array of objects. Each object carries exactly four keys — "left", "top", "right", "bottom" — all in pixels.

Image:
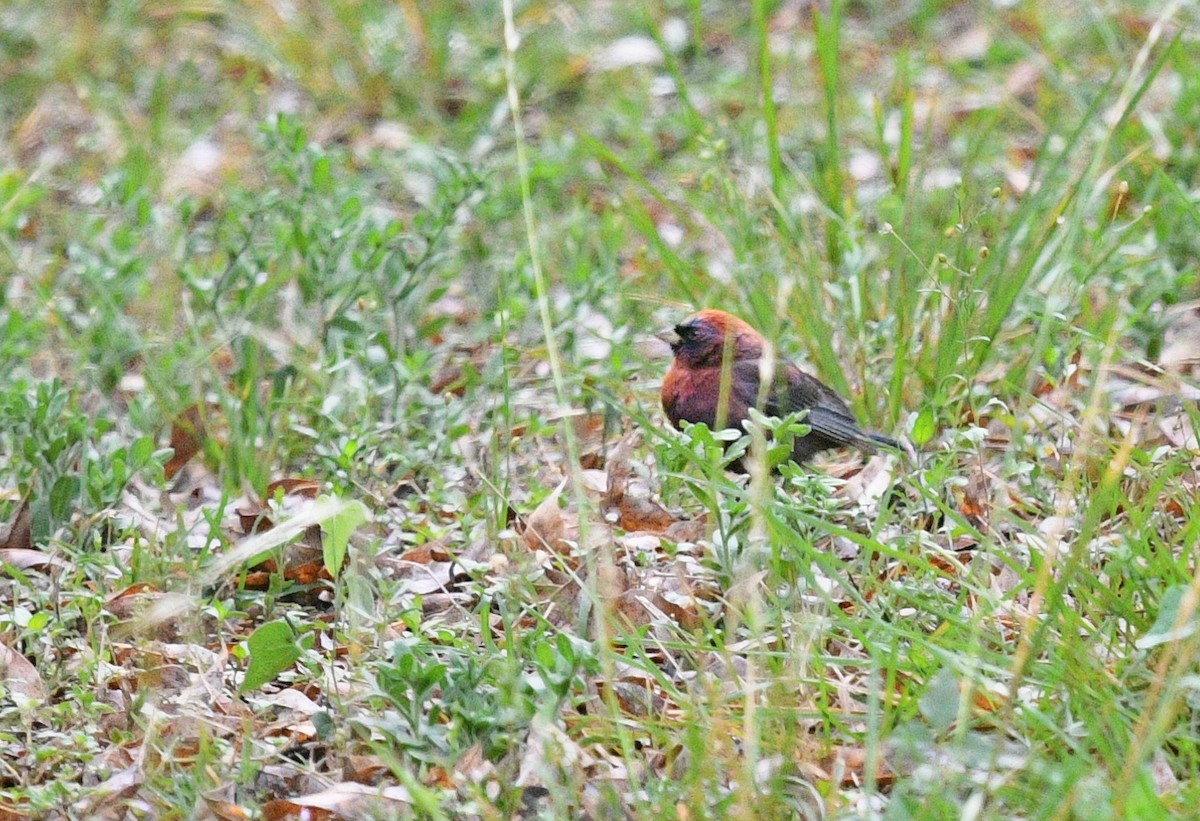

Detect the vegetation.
[{"left": 1, "top": 0, "right": 1198, "bottom": 818}]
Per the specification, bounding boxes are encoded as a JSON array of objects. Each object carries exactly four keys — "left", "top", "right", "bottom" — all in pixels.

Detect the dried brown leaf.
[
  {"left": 165, "top": 404, "right": 206, "bottom": 480},
  {"left": 618, "top": 494, "right": 676, "bottom": 534},
  {"left": 343, "top": 755, "right": 388, "bottom": 785},
  {"left": 72, "top": 765, "right": 143, "bottom": 818},
  {"left": 521, "top": 481, "right": 572, "bottom": 554},
  {"left": 655, "top": 589, "right": 705, "bottom": 631},
  {"left": 397, "top": 561, "right": 455, "bottom": 595},
  {"left": 0, "top": 498, "right": 32, "bottom": 551},
  {"left": 236, "top": 500, "right": 273, "bottom": 534},
  {"left": 452, "top": 742, "right": 494, "bottom": 786},
  {"left": 0, "top": 548, "right": 70, "bottom": 573},
  {"left": 573, "top": 412, "right": 609, "bottom": 469},
  {"left": 516, "top": 715, "right": 592, "bottom": 788},
  {"left": 0, "top": 643, "right": 48, "bottom": 702},
  {"left": 815, "top": 745, "right": 895, "bottom": 788},
  {"left": 614, "top": 586, "right": 658, "bottom": 630},
  {"left": 200, "top": 797, "right": 252, "bottom": 821},
  {"left": 265, "top": 478, "right": 322, "bottom": 499},
  {"left": 106, "top": 584, "right": 196, "bottom": 641},
  {"left": 665, "top": 516, "right": 707, "bottom": 543},
  {"left": 958, "top": 465, "right": 993, "bottom": 526}
]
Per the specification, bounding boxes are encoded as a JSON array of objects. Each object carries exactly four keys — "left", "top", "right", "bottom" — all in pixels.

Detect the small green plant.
[{"left": 0, "top": 379, "right": 161, "bottom": 547}]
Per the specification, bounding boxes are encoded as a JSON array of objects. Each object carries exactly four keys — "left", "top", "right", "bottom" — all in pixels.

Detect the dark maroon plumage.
[{"left": 660, "top": 310, "right": 896, "bottom": 464}]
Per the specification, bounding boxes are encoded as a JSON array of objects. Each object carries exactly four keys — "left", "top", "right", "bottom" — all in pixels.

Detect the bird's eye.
[{"left": 675, "top": 323, "right": 693, "bottom": 338}]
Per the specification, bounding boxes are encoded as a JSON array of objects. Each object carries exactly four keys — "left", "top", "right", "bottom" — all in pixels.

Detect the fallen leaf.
[
  {"left": 614, "top": 586, "right": 659, "bottom": 630},
  {"left": 0, "top": 498, "right": 32, "bottom": 551},
  {"left": 521, "top": 481, "right": 573, "bottom": 554},
  {"left": 452, "top": 742, "right": 494, "bottom": 785},
  {"left": 617, "top": 494, "right": 677, "bottom": 534},
  {"left": 516, "top": 715, "right": 592, "bottom": 788},
  {"left": 0, "top": 643, "right": 48, "bottom": 702},
  {"left": 165, "top": 405, "right": 206, "bottom": 480},
  {"left": 816, "top": 745, "right": 895, "bottom": 788},
  {"left": 71, "top": 765, "right": 143, "bottom": 817},
  {"left": 0, "top": 548, "right": 70, "bottom": 573},
  {"left": 105, "top": 585, "right": 194, "bottom": 641},
  {"left": 265, "top": 478, "right": 322, "bottom": 499},
  {"left": 665, "top": 517, "right": 707, "bottom": 543},
  {"left": 344, "top": 755, "right": 389, "bottom": 785},
  {"left": 236, "top": 500, "right": 273, "bottom": 534},
  {"left": 261, "top": 783, "right": 412, "bottom": 820},
  {"left": 201, "top": 797, "right": 252, "bottom": 821},
  {"left": 655, "top": 589, "right": 706, "bottom": 631},
  {"left": 252, "top": 687, "right": 323, "bottom": 716}
]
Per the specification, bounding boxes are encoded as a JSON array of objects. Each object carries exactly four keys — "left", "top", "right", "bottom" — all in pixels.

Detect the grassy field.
[{"left": 2, "top": 1, "right": 1200, "bottom": 818}]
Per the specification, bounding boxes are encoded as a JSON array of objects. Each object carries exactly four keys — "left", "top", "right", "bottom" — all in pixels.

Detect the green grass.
[{"left": 2, "top": 0, "right": 1200, "bottom": 818}]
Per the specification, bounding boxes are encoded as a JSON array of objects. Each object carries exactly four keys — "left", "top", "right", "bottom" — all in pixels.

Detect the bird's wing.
[{"left": 767, "top": 363, "right": 871, "bottom": 447}]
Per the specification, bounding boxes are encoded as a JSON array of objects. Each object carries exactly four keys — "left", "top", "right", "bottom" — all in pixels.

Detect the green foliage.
[
  {"left": 241, "top": 618, "right": 310, "bottom": 692},
  {"left": 3, "top": 0, "right": 1200, "bottom": 817},
  {"left": 0, "top": 380, "right": 161, "bottom": 545},
  {"left": 319, "top": 495, "right": 368, "bottom": 576}
]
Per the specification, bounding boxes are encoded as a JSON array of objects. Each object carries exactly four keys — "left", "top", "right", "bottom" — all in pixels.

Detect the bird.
[{"left": 659, "top": 309, "right": 898, "bottom": 466}]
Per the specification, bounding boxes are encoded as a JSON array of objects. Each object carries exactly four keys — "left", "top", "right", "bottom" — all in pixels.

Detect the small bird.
[{"left": 659, "top": 309, "right": 897, "bottom": 466}]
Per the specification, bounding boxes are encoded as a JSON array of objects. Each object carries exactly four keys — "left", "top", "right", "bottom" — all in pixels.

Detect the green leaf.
[
  {"left": 912, "top": 405, "right": 936, "bottom": 446},
  {"left": 319, "top": 496, "right": 369, "bottom": 576},
  {"left": 29, "top": 498, "right": 50, "bottom": 545},
  {"left": 26, "top": 611, "right": 50, "bottom": 632},
  {"left": 241, "top": 620, "right": 303, "bottom": 692},
  {"left": 535, "top": 640, "right": 556, "bottom": 671},
  {"left": 48, "top": 475, "right": 80, "bottom": 522},
  {"left": 129, "top": 435, "right": 155, "bottom": 469},
  {"left": 1123, "top": 765, "right": 1169, "bottom": 821},
  {"left": 312, "top": 155, "right": 332, "bottom": 191},
  {"left": 313, "top": 710, "right": 334, "bottom": 741},
  {"left": 346, "top": 573, "right": 375, "bottom": 620},
  {"left": 919, "top": 667, "right": 960, "bottom": 733},
  {"left": 1137, "top": 585, "right": 1199, "bottom": 649}
]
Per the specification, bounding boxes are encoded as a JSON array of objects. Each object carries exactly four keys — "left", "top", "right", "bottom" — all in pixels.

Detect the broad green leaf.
[
  {"left": 319, "top": 496, "right": 369, "bottom": 576},
  {"left": 48, "top": 475, "right": 79, "bottom": 522},
  {"left": 919, "top": 667, "right": 960, "bottom": 733},
  {"left": 241, "top": 620, "right": 302, "bottom": 692},
  {"left": 912, "top": 405, "right": 936, "bottom": 446},
  {"left": 129, "top": 435, "right": 155, "bottom": 468},
  {"left": 1137, "top": 585, "right": 1199, "bottom": 649}
]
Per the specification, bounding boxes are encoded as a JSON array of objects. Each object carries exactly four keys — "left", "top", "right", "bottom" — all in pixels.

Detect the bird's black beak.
[{"left": 655, "top": 326, "right": 682, "bottom": 350}]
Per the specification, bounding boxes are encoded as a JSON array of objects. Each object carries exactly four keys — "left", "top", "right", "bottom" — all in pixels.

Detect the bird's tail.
[{"left": 867, "top": 432, "right": 900, "bottom": 450}]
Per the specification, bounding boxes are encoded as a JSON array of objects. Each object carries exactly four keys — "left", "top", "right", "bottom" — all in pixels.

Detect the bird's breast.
[{"left": 662, "top": 363, "right": 758, "bottom": 432}]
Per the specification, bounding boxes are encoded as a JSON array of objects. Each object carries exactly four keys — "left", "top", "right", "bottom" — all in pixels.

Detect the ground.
[{"left": 1, "top": 1, "right": 1199, "bottom": 819}]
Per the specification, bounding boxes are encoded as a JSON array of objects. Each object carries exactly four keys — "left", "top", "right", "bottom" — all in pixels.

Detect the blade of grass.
[
  {"left": 752, "top": 0, "right": 782, "bottom": 204},
  {"left": 812, "top": 0, "right": 845, "bottom": 270}
]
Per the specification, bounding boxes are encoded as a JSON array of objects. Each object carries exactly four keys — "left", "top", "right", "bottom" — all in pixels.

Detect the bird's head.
[{"left": 657, "top": 310, "right": 765, "bottom": 368}]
